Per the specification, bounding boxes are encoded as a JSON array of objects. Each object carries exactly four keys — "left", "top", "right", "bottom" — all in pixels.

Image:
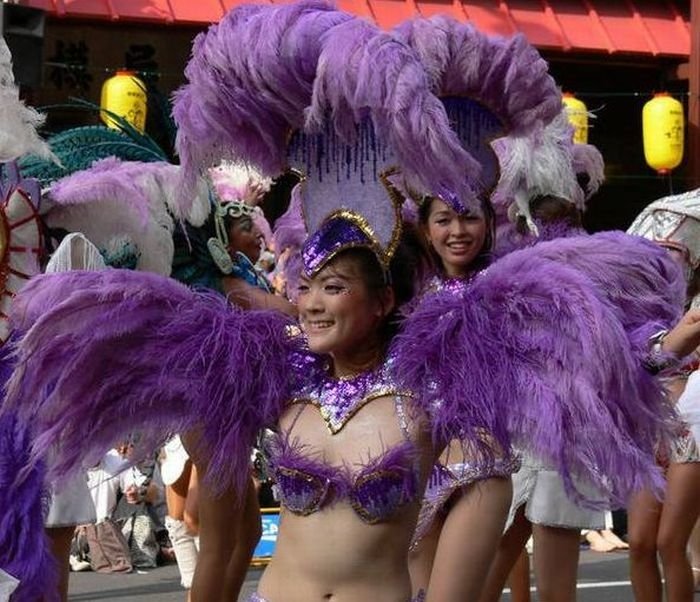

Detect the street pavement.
[{"left": 67, "top": 548, "right": 700, "bottom": 601}]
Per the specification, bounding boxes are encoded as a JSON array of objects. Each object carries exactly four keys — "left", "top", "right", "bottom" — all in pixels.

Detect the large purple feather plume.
[
  {"left": 173, "top": 2, "right": 351, "bottom": 191},
  {"left": 0, "top": 340, "right": 57, "bottom": 601},
  {"left": 272, "top": 185, "right": 306, "bottom": 299},
  {"left": 304, "top": 17, "right": 477, "bottom": 206},
  {"left": 394, "top": 16, "right": 561, "bottom": 135},
  {"left": 3, "top": 270, "right": 295, "bottom": 498},
  {"left": 174, "top": 1, "right": 478, "bottom": 209},
  {"left": 530, "top": 232, "right": 685, "bottom": 340},
  {"left": 394, "top": 236, "right": 679, "bottom": 507}
]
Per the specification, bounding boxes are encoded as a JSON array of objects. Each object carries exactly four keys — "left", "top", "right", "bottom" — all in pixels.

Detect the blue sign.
[{"left": 253, "top": 510, "right": 279, "bottom": 560}]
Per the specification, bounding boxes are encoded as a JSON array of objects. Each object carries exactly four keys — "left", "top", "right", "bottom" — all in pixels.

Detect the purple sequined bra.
[
  {"left": 267, "top": 434, "right": 419, "bottom": 524},
  {"left": 268, "top": 357, "right": 421, "bottom": 524}
]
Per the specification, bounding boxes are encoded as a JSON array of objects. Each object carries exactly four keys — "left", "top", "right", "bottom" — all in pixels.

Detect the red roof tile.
[{"left": 29, "top": 0, "right": 691, "bottom": 57}]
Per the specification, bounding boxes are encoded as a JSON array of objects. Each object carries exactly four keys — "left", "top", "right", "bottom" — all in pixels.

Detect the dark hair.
[
  {"left": 417, "top": 196, "right": 495, "bottom": 275},
  {"left": 332, "top": 226, "right": 426, "bottom": 342},
  {"left": 516, "top": 194, "right": 582, "bottom": 235}
]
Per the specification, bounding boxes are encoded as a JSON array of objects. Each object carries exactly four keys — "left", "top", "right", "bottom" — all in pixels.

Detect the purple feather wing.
[
  {"left": 394, "top": 235, "right": 682, "bottom": 507},
  {"left": 0, "top": 413, "right": 56, "bottom": 602},
  {"left": 2, "top": 270, "right": 295, "bottom": 497},
  {"left": 0, "top": 340, "right": 57, "bottom": 601}
]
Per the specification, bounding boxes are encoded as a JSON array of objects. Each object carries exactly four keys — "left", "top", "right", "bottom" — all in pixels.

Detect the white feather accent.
[
  {"left": 45, "top": 232, "right": 107, "bottom": 273},
  {"left": 0, "top": 38, "right": 57, "bottom": 163},
  {"left": 208, "top": 160, "right": 272, "bottom": 204},
  {"left": 45, "top": 161, "right": 213, "bottom": 276},
  {"left": 492, "top": 110, "right": 585, "bottom": 232}
]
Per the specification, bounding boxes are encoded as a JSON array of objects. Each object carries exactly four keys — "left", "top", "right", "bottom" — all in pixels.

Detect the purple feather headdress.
[
  {"left": 393, "top": 16, "right": 561, "bottom": 214},
  {"left": 173, "top": 1, "right": 478, "bottom": 275}
]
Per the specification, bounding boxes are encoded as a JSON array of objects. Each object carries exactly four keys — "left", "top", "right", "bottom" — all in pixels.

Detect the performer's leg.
[
  {"left": 507, "top": 547, "right": 531, "bottom": 602},
  {"left": 183, "top": 431, "right": 247, "bottom": 602},
  {"left": 478, "top": 505, "right": 532, "bottom": 602},
  {"left": 689, "top": 519, "right": 700, "bottom": 590},
  {"left": 657, "top": 462, "right": 700, "bottom": 602},
  {"left": 531, "top": 524, "right": 579, "bottom": 602},
  {"left": 627, "top": 489, "right": 663, "bottom": 602},
  {"left": 44, "top": 525, "right": 75, "bottom": 602}
]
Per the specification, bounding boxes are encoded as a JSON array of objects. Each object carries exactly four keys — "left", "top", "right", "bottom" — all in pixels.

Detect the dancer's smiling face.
[
  {"left": 423, "top": 198, "right": 487, "bottom": 278},
  {"left": 297, "top": 251, "right": 393, "bottom": 370}
]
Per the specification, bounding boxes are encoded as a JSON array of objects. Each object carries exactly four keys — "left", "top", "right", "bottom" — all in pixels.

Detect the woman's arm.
[
  {"left": 222, "top": 276, "right": 297, "bottom": 317},
  {"left": 662, "top": 308, "right": 700, "bottom": 358},
  {"left": 184, "top": 463, "right": 200, "bottom": 536}
]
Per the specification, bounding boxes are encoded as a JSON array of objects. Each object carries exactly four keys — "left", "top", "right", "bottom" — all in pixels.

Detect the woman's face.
[
  {"left": 663, "top": 244, "right": 692, "bottom": 281},
  {"left": 297, "top": 256, "right": 392, "bottom": 360},
  {"left": 227, "top": 215, "right": 263, "bottom": 264},
  {"left": 423, "top": 198, "right": 487, "bottom": 277}
]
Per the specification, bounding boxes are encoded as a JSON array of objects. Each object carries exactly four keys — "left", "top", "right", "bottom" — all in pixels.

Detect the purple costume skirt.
[{"left": 249, "top": 590, "right": 426, "bottom": 601}]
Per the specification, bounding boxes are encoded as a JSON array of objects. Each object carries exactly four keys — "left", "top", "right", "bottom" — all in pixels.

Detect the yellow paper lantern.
[
  {"left": 562, "top": 93, "right": 588, "bottom": 144},
  {"left": 643, "top": 93, "right": 684, "bottom": 174},
  {"left": 100, "top": 70, "right": 147, "bottom": 134}
]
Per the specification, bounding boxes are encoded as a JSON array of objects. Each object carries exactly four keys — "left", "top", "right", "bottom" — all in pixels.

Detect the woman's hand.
[{"left": 663, "top": 308, "right": 700, "bottom": 357}]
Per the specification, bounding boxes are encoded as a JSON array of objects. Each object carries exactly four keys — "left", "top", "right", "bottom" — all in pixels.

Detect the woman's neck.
[{"left": 330, "top": 340, "right": 385, "bottom": 378}]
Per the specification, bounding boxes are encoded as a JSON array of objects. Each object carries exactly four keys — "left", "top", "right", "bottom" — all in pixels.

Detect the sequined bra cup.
[
  {"left": 267, "top": 435, "right": 418, "bottom": 523},
  {"left": 268, "top": 356, "right": 421, "bottom": 524}
]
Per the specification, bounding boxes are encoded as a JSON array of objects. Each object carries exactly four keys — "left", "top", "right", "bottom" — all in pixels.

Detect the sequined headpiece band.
[{"left": 628, "top": 189, "right": 700, "bottom": 271}]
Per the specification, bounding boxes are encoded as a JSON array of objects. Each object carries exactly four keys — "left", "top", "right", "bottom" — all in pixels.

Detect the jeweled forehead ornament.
[{"left": 627, "top": 188, "right": 700, "bottom": 270}]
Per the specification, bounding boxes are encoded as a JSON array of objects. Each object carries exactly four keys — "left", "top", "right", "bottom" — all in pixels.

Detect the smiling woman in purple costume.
[{"left": 406, "top": 196, "right": 519, "bottom": 602}]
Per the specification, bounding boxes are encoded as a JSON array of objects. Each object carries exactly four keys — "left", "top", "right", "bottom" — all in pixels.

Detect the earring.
[{"left": 207, "top": 238, "right": 234, "bottom": 274}]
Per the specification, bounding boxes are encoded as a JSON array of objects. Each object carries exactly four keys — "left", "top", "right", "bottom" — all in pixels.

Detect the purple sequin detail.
[
  {"left": 350, "top": 441, "right": 418, "bottom": 523},
  {"left": 274, "top": 468, "right": 332, "bottom": 515},
  {"left": 290, "top": 356, "right": 406, "bottom": 434},
  {"left": 412, "top": 454, "right": 520, "bottom": 546},
  {"left": 267, "top": 435, "right": 347, "bottom": 513},
  {"left": 427, "top": 275, "right": 471, "bottom": 295},
  {"left": 301, "top": 216, "right": 373, "bottom": 276},
  {"left": 268, "top": 435, "right": 419, "bottom": 523}
]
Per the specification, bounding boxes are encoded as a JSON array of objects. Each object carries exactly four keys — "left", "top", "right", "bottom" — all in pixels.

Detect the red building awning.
[{"left": 26, "top": 0, "right": 691, "bottom": 57}]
